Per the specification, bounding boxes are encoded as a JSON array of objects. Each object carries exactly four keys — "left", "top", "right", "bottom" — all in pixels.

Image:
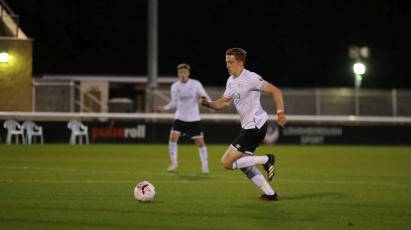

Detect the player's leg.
[
  {"left": 220, "top": 146, "right": 267, "bottom": 169},
  {"left": 167, "top": 120, "right": 182, "bottom": 172},
  {"left": 190, "top": 121, "right": 209, "bottom": 173},
  {"left": 167, "top": 130, "right": 180, "bottom": 172},
  {"left": 193, "top": 136, "right": 209, "bottom": 173},
  {"left": 227, "top": 122, "right": 278, "bottom": 200},
  {"left": 221, "top": 148, "right": 277, "bottom": 200},
  {"left": 221, "top": 123, "right": 276, "bottom": 181},
  {"left": 241, "top": 166, "right": 278, "bottom": 201}
]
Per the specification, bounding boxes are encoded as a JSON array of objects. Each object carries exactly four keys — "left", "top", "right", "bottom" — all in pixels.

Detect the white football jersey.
[
  {"left": 223, "top": 69, "right": 268, "bottom": 129},
  {"left": 164, "top": 79, "right": 211, "bottom": 122}
]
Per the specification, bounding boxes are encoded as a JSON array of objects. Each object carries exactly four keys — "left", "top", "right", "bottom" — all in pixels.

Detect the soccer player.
[
  {"left": 199, "top": 48, "right": 287, "bottom": 201},
  {"left": 156, "top": 63, "right": 211, "bottom": 174}
]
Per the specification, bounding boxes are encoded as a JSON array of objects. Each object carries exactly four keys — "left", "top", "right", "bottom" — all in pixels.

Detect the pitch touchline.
[
  {"left": 0, "top": 166, "right": 409, "bottom": 188},
  {"left": 277, "top": 178, "right": 410, "bottom": 188},
  {"left": 0, "top": 178, "right": 408, "bottom": 188},
  {"left": 0, "top": 179, "right": 244, "bottom": 184}
]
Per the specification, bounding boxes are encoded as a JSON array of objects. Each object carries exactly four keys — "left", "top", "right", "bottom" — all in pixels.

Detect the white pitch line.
[
  {"left": 0, "top": 166, "right": 409, "bottom": 188},
  {"left": 277, "top": 178, "right": 410, "bottom": 188},
  {"left": 0, "top": 165, "right": 214, "bottom": 177},
  {"left": 0, "top": 179, "right": 245, "bottom": 184},
  {"left": 0, "top": 179, "right": 408, "bottom": 188}
]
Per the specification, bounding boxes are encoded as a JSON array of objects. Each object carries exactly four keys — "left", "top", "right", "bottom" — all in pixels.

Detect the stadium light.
[
  {"left": 353, "top": 62, "right": 366, "bottom": 75},
  {"left": 352, "top": 62, "right": 366, "bottom": 116},
  {"left": 349, "top": 46, "right": 369, "bottom": 116},
  {"left": 353, "top": 62, "right": 366, "bottom": 88},
  {"left": 0, "top": 52, "right": 9, "bottom": 63}
]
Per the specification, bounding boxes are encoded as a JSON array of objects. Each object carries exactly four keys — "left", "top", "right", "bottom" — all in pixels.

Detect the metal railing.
[
  {"left": 156, "top": 87, "right": 411, "bottom": 117},
  {"left": 32, "top": 78, "right": 411, "bottom": 116},
  {"left": 32, "top": 80, "right": 108, "bottom": 113}
]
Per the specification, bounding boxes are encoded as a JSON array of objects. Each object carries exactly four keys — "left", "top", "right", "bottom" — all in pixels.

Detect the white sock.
[
  {"left": 168, "top": 141, "right": 178, "bottom": 165},
  {"left": 198, "top": 146, "right": 208, "bottom": 170},
  {"left": 233, "top": 155, "right": 268, "bottom": 169},
  {"left": 251, "top": 174, "right": 275, "bottom": 195}
]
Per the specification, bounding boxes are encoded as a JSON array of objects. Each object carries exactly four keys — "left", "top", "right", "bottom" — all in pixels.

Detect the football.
[{"left": 134, "top": 181, "right": 156, "bottom": 202}]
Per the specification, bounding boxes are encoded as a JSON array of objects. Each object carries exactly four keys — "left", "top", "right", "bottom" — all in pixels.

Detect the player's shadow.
[{"left": 280, "top": 192, "right": 347, "bottom": 200}]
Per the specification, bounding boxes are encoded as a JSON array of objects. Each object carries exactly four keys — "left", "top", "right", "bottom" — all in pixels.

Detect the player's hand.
[
  {"left": 277, "top": 111, "right": 287, "bottom": 128},
  {"left": 199, "top": 96, "right": 210, "bottom": 107},
  {"left": 154, "top": 106, "right": 165, "bottom": 112}
]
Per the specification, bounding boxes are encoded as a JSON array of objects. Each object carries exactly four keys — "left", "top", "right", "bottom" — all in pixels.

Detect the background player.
[{"left": 156, "top": 63, "right": 212, "bottom": 174}]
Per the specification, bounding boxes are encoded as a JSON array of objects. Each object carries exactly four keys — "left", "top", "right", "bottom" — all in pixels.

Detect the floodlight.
[
  {"left": 0, "top": 52, "right": 9, "bottom": 63},
  {"left": 353, "top": 63, "right": 366, "bottom": 75}
]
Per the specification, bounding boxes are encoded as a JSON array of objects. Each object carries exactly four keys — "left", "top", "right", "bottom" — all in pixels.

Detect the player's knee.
[
  {"left": 170, "top": 136, "right": 178, "bottom": 142},
  {"left": 221, "top": 159, "right": 233, "bottom": 170},
  {"left": 195, "top": 140, "right": 205, "bottom": 148}
]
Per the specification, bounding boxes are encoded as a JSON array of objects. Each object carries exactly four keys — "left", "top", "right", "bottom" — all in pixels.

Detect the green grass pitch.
[{"left": 0, "top": 144, "right": 410, "bottom": 230}]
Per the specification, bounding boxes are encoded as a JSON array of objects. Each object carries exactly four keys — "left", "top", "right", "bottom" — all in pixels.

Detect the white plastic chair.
[
  {"left": 68, "top": 120, "right": 89, "bottom": 145},
  {"left": 22, "top": 121, "right": 44, "bottom": 145},
  {"left": 3, "top": 120, "right": 25, "bottom": 144}
]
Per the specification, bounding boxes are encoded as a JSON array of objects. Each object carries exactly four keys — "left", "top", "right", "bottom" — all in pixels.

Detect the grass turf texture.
[{"left": 0, "top": 144, "right": 410, "bottom": 230}]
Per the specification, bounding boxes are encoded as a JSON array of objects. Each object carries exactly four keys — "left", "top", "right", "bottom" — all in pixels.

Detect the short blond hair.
[{"left": 177, "top": 63, "right": 191, "bottom": 70}]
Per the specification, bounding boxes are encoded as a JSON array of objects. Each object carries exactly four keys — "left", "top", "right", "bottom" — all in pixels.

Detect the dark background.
[{"left": 8, "top": 0, "right": 411, "bottom": 88}]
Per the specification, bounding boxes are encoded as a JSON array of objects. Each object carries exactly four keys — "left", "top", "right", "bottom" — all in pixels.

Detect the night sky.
[{"left": 8, "top": 0, "right": 411, "bottom": 88}]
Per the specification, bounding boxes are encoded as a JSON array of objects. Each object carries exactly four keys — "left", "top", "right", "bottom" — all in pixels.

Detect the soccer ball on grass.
[{"left": 134, "top": 181, "right": 156, "bottom": 202}]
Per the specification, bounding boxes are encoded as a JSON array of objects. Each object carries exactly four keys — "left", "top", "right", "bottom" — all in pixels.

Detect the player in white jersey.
[
  {"left": 156, "top": 63, "right": 211, "bottom": 173},
  {"left": 200, "top": 48, "right": 287, "bottom": 201}
]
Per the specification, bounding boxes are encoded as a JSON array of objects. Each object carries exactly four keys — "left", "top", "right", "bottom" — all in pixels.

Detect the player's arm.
[
  {"left": 155, "top": 86, "right": 177, "bottom": 112},
  {"left": 197, "top": 82, "right": 212, "bottom": 102},
  {"left": 262, "top": 82, "right": 287, "bottom": 127},
  {"left": 197, "top": 82, "right": 216, "bottom": 112},
  {"left": 199, "top": 96, "right": 231, "bottom": 111}
]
